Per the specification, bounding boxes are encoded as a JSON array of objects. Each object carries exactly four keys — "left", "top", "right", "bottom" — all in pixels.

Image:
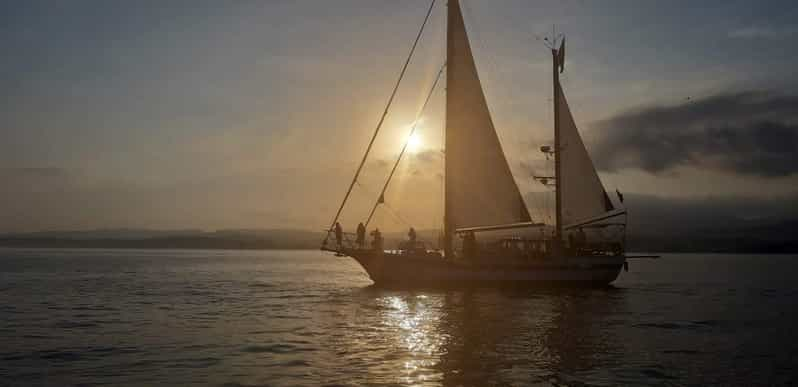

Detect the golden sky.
[{"left": 2, "top": 1, "right": 797, "bottom": 232}]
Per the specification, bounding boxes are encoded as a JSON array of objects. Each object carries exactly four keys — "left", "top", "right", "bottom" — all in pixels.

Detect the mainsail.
[
  {"left": 556, "top": 81, "right": 614, "bottom": 226},
  {"left": 445, "top": 0, "right": 532, "bottom": 233}
]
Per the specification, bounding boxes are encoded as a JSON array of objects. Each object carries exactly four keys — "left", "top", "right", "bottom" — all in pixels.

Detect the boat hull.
[{"left": 342, "top": 249, "right": 625, "bottom": 287}]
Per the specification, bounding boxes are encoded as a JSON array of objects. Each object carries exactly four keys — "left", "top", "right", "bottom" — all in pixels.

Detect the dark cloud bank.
[{"left": 591, "top": 91, "right": 798, "bottom": 177}]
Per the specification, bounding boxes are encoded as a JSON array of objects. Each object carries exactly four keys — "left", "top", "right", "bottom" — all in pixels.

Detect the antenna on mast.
[{"left": 542, "top": 27, "right": 563, "bottom": 51}]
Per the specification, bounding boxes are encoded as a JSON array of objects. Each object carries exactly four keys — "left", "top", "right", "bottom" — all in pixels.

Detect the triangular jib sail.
[
  {"left": 556, "top": 81, "right": 614, "bottom": 226},
  {"left": 445, "top": 0, "right": 532, "bottom": 233}
]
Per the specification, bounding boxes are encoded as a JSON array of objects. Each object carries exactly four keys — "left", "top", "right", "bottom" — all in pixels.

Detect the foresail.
[
  {"left": 445, "top": 0, "right": 532, "bottom": 230},
  {"left": 557, "top": 84, "right": 614, "bottom": 226}
]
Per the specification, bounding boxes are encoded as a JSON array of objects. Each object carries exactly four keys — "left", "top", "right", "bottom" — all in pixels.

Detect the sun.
[{"left": 407, "top": 132, "right": 422, "bottom": 153}]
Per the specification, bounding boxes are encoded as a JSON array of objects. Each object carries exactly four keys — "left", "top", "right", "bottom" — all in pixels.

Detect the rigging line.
[
  {"left": 324, "top": 0, "right": 437, "bottom": 241},
  {"left": 354, "top": 180, "right": 381, "bottom": 201},
  {"left": 365, "top": 62, "right": 446, "bottom": 227},
  {"left": 382, "top": 201, "right": 411, "bottom": 228}
]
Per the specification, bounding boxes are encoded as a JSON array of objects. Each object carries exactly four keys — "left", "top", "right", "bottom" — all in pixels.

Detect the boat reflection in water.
[{"left": 319, "top": 286, "right": 629, "bottom": 386}]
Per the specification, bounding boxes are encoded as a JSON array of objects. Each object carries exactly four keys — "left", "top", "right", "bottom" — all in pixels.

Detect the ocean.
[{"left": 1, "top": 248, "right": 796, "bottom": 386}]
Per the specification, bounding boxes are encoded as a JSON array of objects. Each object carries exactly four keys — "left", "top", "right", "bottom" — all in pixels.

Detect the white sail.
[
  {"left": 445, "top": 0, "right": 531, "bottom": 230},
  {"left": 557, "top": 84, "right": 614, "bottom": 226}
]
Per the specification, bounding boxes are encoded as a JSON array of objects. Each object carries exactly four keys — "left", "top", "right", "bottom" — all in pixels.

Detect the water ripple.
[{"left": 0, "top": 249, "right": 796, "bottom": 386}]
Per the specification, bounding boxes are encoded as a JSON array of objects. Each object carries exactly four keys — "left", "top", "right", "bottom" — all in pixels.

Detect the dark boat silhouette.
[{"left": 322, "top": 0, "right": 629, "bottom": 287}]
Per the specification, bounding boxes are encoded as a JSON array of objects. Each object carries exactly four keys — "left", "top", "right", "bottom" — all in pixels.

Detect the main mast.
[{"left": 443, "top": 0, "right": 453, "bottom": 258}]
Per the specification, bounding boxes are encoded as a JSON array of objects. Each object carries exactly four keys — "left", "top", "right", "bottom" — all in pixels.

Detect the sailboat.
[{"left": 321, "top": 0, "right": 629, "bottom": 286}]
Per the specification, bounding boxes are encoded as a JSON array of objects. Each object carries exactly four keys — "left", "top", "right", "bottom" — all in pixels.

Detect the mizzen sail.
[
  {"left": 556, "top": 83, "right": 614, "bottom": 226},
  {"left": 445, "top": 0, "right": 531, "bottom": 233}
]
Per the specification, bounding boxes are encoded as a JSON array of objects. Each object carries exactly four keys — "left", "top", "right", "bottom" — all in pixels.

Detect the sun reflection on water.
[
  {"left": 381, "top": 294, "right": 445, "bottom": 385},
  {"left": 317, "top": 284, "right": 627, "bottom": 386}
]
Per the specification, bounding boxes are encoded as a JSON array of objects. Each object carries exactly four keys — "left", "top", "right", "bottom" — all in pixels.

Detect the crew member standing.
[
  {"left": 371, "top": 228, "right": 383, "bottom": 252},
  {"left": 334, "top": 222, "right": 343, "bottom": 249},
  {"left": 356, "top": 222, "right": 366, "bottom": 248}
]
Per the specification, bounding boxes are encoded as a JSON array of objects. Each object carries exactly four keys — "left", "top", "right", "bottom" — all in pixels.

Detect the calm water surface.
[{"left": 1, "top": 249, "right": 796, "bottom": 386}]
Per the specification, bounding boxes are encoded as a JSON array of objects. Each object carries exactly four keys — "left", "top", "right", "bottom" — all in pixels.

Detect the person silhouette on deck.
[
  {"left": 371, "top": 228, "right": 383, "bottom": 252},
  {"left": 334, "top": 222, "right": 343, "bottom": 249},
  {"left": 463, "top": 231, "right": 478, "bottom": 260},
  {"left": 577, "top": 227, "right": 587, "bottom": 247},
  {"left": 356, "top": 222, "right": 366, "bottom": 248},
  {"left": 408, "top": 227, "right": 417, "bottom": 246}
]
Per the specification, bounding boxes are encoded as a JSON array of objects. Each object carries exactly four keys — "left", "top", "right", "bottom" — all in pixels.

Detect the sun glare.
[{"left": 407, "top": 132, "right": 422, "bottom": 153}]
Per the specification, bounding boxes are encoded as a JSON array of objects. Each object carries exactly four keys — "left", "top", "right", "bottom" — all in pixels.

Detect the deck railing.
[{"left": 321, "top": 230, "right": 364, "bottom": 251}]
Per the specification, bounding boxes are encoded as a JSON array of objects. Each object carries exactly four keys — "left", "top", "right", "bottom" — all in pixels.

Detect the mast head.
[{"left": 542, "top": 33, "right": 564, "bottom": 51}]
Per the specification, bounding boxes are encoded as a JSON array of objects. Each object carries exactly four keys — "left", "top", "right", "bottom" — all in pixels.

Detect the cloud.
[
  {"left": 591, "top": 91, "right": 798, "bottom": 177},
  {"left": 372, "top": 149, "right": 443, "bottom": 177},
  {"left": 728, "top": 25, "right": 797, "bottom": 39},
  {"left": 0, "top": 167, "right": 70, "bottom": 179},
  {"left": 413, "top": 149, "right": 442, "bottom": 164},
  {"left": 0, "top": 166, "right": 349, "bottom": 233}
]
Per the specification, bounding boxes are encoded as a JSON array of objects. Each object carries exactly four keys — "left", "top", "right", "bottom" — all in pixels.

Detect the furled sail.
[
  {"left": 556, "top": 83, "right": 614, "bottom": 226},
  {"left": 445, "top": 0, "right": 531, "bottom": 230}
]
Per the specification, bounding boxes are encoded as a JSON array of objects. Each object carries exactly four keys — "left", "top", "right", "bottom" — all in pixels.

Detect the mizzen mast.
[{"left": 552, "top": 40, "right": 564, "bottom": 243}]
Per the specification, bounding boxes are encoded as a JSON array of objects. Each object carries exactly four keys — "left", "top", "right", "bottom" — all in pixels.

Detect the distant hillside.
[
  {"left": 0, "top": 229, "right": 325, "bottom": 250},
  {"left": 620, "top": 194, "right": 798, "bottom": 253},
  {"left": 626, "top": 219, "right": 798, "bottom": 253},
  {"left": 1, "top": 220, "right": 796, "bottom": 253}
]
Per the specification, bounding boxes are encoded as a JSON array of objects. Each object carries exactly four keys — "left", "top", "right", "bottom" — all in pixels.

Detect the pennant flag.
[
  {"left": 603, "top": 191, "right": 615, "bottom": 211},
  {"left": 616, "top": 188, "right": 624, "bottom": 203},
  {"left": 557, "top": 38, "right": 566, "bottom": 73},
  {"left": 377, "top": 193, "right": 385, "bottom": 204}
]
